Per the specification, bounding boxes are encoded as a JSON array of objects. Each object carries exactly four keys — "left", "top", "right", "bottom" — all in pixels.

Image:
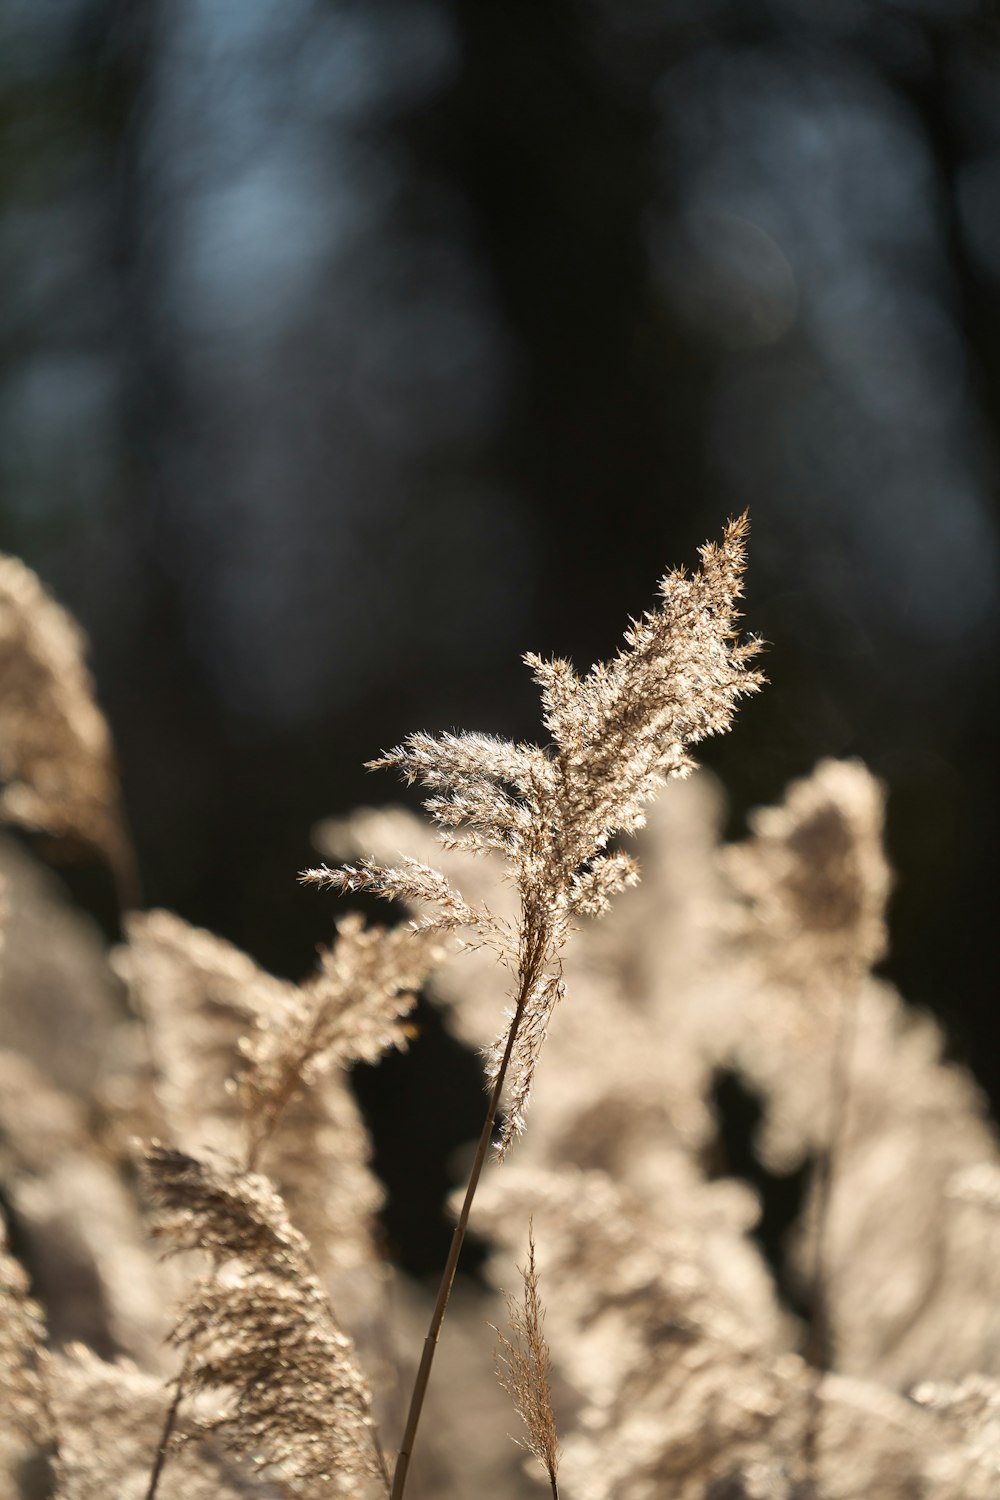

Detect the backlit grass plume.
[
  {"left": 305, "top": 515, "right": 763, "bottom": 1498},
  {"left": 305, "top": 514, "right": 762, "bottom": 1155},
  {"left": 238, "top": 912, "right": 441, "bottom": 1171},
  {"left": 0, "top": 553, "right": 137, "bottom": 903},
  {"left": 132, "top": 911, "right": 439, "bottom": 1499},
  {"left": 119, "top": 909, "right": 439, "bottom": 1282},
  {"left": 145, "top": 1145, "right": 390, "bottom": 1496}
]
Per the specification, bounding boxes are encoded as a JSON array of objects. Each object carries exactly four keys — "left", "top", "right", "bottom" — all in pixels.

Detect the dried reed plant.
[
  {"left": 0, "top": 553, "right": 138, "bottom": 905},
  {"left": 145, "top": 1145, "right": 389, "bottom": 1496},
  {"left": 116, "top": 909, "right": 438, "bottom": 1289},
  {"left": 7, "top": 529, "right": 1000, "bottom": 1500},
  {"left": 131, "top": 909, "right": 440, "bottom": 1500},
  {"left": 305, "top": 515, "right": 763, "bottom": 1495}
]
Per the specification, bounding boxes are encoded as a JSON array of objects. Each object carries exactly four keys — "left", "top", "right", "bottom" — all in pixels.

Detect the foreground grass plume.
[
  {"left": 131, "top": 911, "right": 440, "bottom": 1500},
  {"left": 145, "top": 1145, "right": 390, "bottom": 1495}
]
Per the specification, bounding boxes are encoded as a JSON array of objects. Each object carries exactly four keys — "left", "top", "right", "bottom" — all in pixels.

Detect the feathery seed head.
[
  {"left": 145, "top": 1145, "right": 386, "bottom": 1493},
  {"left": 308, "top": 518, "right": 762, "bottom": 1149},
  {"left": 0, "top": 553, "right": 133, "bottom": 890}
]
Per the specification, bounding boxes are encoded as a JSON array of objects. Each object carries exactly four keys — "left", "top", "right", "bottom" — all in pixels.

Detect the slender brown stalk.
[
  {"left": 144, "top": 1343, "right": 195, "bottom": 1500},
  {"left": 390, "top": 974, "right": 535, "bottom": 1500}
]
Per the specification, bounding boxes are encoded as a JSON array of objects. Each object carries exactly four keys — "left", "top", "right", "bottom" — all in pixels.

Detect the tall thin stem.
[
  {"left": 144, "top": 1344, "right": 194, "bottom": 1500},
  {"left": 390, "top": 978, "right": 533, "bottom": 1500}
]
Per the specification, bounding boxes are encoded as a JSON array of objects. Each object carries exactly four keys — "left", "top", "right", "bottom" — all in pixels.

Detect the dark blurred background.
[{"left": 2, "top": 0, "right": 999, "bottom": 1276}]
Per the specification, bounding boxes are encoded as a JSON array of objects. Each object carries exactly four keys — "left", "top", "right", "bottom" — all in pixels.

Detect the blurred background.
[{"left": 2, "top": 0, "right": 999, "bottom": 1275}]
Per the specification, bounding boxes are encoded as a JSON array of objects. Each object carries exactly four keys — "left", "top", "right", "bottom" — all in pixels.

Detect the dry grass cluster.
[{"left": 2, "top": 523, "right": 999, "bottom": 1500}]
